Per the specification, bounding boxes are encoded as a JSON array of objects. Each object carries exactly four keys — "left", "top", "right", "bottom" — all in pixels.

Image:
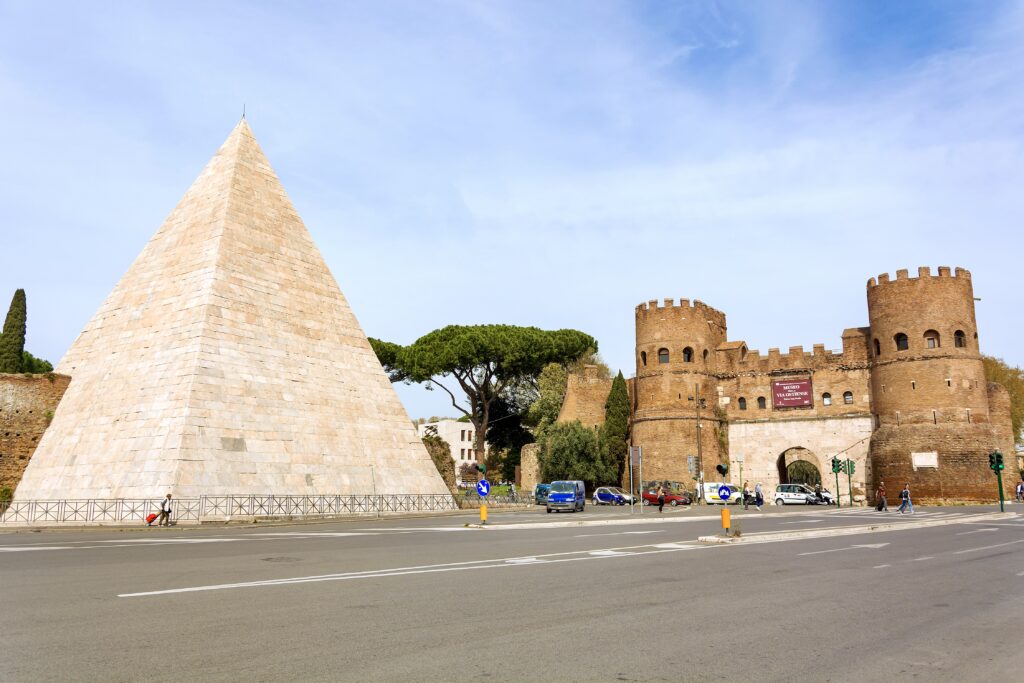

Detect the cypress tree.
[
  {"left": 0, "top": 289, "right": 27, "bottom": 373},
  {"left": 600, "top": 371, "right": 630, "bottom": 482}
]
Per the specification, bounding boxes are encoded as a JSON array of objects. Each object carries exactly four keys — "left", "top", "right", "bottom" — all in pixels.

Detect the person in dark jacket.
[
  {"left": 897, "top": 483, "right": 913, "bottom": 514},
  {"left": 657, "top": 485, "right": 666, "bottom": 513},
  {"left": 876, "top": 482, "right": 888, "bottom": 511}
]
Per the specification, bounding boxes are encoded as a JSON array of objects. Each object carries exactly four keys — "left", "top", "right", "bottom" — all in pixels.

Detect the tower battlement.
[
  {"left": 867, "top": 266, "right": 970, "bottom": 288},
  {"left": 635, "top": 298, "right": 727, "bottom": 328}
]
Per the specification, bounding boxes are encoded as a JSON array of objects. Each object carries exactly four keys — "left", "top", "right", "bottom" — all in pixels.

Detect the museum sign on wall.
[{"left": 771, "top": 378, "right": 813, "bottom": 408}]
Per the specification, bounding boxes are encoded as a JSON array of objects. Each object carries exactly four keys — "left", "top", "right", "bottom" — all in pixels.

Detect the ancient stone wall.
[
  {"left": 0, "top": 374, "right": 71, "bottom": 493},
  {"left": 557, "top": 365, "right": 612, "bottom": 429},
  {"left": 519, "top": 443, "right": 540, "bottom": 494}
]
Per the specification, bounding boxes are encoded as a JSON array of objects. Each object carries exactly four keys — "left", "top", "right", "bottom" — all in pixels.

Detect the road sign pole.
[
  {"left": 996, "top": 468, "right": 1005, "bottom": 513},
  {"left": 628, "top": 450, "right": 634, "bottom": 515},
  {"left": 834, "top": 470, "right": 841, "bottom": 509},
  {"left": 638, "top": 447, "right": 643, "bottom": 516}
]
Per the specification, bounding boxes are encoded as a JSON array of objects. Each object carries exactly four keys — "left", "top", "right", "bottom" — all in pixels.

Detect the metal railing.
[{"left": 0, "top": 493, "right": 464, "bottom": 525}]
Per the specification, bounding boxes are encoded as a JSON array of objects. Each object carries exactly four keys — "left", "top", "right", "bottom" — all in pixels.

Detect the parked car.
[
  {"left": 640, "top": 489, "right": 692, "bottom": 507},
  {"left": 533, "top": 483, "right": 551, "bottom": 505},
  {"left": 592, "top": 486, "right": 633, "bottom": 506},
  {"left": 702, "top": 482, "right": 742, "bottom": 505},
  {"left": 546, "top": 480, "right": 586, "bottom": 513},
  {"left": 774, "top": 483, "right": 833, "bottom": 505}
]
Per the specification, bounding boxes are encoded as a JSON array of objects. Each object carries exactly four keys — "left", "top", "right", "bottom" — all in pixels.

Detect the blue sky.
[{"left": 1, "top": 0, "right": 1021, "bottom": 419}]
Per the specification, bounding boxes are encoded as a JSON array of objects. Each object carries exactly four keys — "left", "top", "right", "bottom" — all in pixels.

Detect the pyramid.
[{"left": 16, "top": 120, "right": 449, "bottom": 500}]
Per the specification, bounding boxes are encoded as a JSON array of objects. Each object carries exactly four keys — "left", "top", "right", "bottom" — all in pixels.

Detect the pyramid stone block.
[{"left": 15, "top": 120, "right": 449, "bottom": 500}]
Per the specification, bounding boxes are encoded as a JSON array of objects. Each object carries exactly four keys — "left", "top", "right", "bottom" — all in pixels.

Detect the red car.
[{"left": 641, "top": 490, "right": 692, "bottom": 507}]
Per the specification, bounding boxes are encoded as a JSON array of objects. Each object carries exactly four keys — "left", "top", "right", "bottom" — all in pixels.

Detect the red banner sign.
[{"left": 772, "top": 378, "right": 813, "bottom": 408}]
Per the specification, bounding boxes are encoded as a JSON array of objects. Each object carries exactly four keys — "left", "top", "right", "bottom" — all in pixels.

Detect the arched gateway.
[{"left": 777, "top": 447, "right": 823, "bottom": 487}]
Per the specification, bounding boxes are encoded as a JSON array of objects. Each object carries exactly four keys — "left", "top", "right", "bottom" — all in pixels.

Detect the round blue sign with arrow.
[
  {"left": 718, "top": 485, "right": 732, "bottom": 501},
  {"left": 476, "top": 479, "right": 491, "bottom": 497}
]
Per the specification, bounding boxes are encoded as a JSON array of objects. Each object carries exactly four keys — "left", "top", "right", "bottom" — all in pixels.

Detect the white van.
[{"left": 702, "top": 482, "right": 742, "bottom": 505}]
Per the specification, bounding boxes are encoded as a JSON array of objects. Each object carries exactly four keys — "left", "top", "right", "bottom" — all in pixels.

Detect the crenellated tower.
[
  {"left": 866, "top": 267, "right": 1014, "bottom": 501},
  {"left": 631, "top": 298, "right": 728, "bottom": 487}
]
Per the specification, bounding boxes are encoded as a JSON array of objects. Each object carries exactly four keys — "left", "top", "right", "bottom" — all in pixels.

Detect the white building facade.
[{"left": 416, "top": 420, "right": 487, "bottom": 484}]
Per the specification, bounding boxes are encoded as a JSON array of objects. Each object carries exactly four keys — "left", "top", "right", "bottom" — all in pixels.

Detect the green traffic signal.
[
  {"left": 475, "top": 463, "right": 486, "bottom": 473},
  {"left": 716, "top": 463, "right": 729, "bottom": 476},
  {"left": 847, "top": 460, "right": 856, "bottom": 476},
  {"left": 989, "top": 452, "right": 998, "bottom": 471},
  {"left": 996, "top": 451, "right": 1004, "bottom": 471},
  {"left": 831, "top": 457, "right": 842, "bottom": 474}
]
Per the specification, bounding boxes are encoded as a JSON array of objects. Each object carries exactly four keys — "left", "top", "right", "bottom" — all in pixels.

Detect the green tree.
[
  {"left": 983, "top": 355, "right": 1024, "bottom": 445},
  {"left": 0, "top": 289, "right": 27, "bottom": 373},
  {"left": 370, "top": 325, "right": 596, "bottom": 467},
  {"left": 537, "top": 420, "right": 615, "bottom": 491},
  {"left": 485, "top": 396, "right": 534, "bottom": 482},
  {"left": 421, "top": 426, "right": 457, "bottom": 493},
  {"left": 600, "top": 371, "right": 630, "bottom": 481},
  {"left": 525, "top": 362, "right": 569, "bottom": 431},
  {"left": 22, "top": 351, "right": 53, "bottom": 373}
]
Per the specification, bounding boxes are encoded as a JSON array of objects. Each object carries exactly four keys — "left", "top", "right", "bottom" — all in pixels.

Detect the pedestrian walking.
[
  {"left": 875, "top": 481, "right": 888, "bottom": 511},
  {"left": 1016, "top": 480, "right": 1023, "bottom": 503},
  {"left": 754, "top": 482, "right": 764, "bottom": 511},
  {"left": 657, "top": 485, "right": 666, "bottom": 513},
  {"left": 158, "top": 493, "right": 173, "bottom": 526},
  {"left": 742, "top": 481, "right": 751, "bottom": 510},
  {"left": 897, "top": 483, "right": 913, "bottom": 514}
]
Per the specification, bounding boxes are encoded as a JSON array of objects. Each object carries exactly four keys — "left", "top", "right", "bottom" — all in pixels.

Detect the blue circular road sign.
[
  {"left": 476, "top": 479, "right": 491, "bottom": 497},
  {"left": 718, "top": 485, "right": 731, "bottom": 501}
]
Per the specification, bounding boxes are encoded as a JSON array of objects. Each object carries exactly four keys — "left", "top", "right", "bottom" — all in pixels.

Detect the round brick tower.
[
  {"left": 866, "top": 267, "right": 1013, "bottom": 501},
  {"left": 631, "top": 298, "right": 728, "bottom": 488}
]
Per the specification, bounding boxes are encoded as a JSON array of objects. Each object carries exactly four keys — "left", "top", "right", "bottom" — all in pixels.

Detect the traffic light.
[
  {"left": 475, "top": 463, "right": 486, "bottom": 474},
  {"left": 989, "top": 452, "right": 999, "bottom": 471},
  {"left": 831, "top": 457, "right": 842, "bottom": 474},
  {"left": 847, "top": 460, "right": 856, "bottom": 476},
  {"left": 716, "top": 463, "right": 729, "bottom": 476},
  {"left": 995, "top": 451, "right": 1004, "bottom": 471}
]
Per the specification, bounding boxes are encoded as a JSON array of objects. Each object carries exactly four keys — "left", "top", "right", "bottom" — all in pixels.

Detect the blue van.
[{"left": 546, "top": 480, "right": 586, "bottom": 513}]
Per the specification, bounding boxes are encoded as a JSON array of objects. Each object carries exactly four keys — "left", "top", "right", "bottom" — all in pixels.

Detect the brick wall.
[
  {"left": 557, "top": 365, "right": 612, "bottom": 429},
  {"left": 0, "top": 374, "right": 71, "bottom": 493}
]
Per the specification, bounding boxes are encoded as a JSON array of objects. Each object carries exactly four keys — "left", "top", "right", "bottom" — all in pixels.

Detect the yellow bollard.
[
  {"left": 480, "top": 504, "right": 488, "bottom": 525},
  {"left": 721, "top": 507, "right": 730, "bottom": 534}
]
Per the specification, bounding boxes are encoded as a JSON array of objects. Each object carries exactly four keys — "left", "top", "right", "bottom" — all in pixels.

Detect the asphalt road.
[{"left": 1, "top": 503, "right": 1022, "bottom": 682}]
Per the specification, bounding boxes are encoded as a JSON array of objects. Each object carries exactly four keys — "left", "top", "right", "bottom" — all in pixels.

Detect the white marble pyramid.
[{"left": 16, "top": 120, "right": 449, "bottom": 500}]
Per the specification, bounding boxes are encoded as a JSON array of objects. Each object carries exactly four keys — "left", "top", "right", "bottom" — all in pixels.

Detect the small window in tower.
[
  {"left": 640, "top": 351, "right": 647, "bottom": 366},
  {"left": 966, "top": 408, "right": 972, "bottom": 423},
  {"left": 822, "top": 393, "right": 832, "bottom": 406},
  {"left": 843, "top": 391, "right": 854, "bottom": 404},
  {"left": 946, "top": 378, "right": 952, "bottom": 387},
  {"left": 954, "top": 330, "right": 966, "bottom": 348},
  {"left": 683, "top": 347, "right": 694, "bottom": 363},
  {"left": 911, "top": 381, "right": 916, "bottom": 390},
  {"left": 924, "top": 330, "right": 940, "bottom": 348},
  {"left": 703, "top": 349, "right": 709, "bottom": 363},
  {"left": 658, "top": 348, "right": 670, "bottom": 364},
  {"left": 932, "top": 410, "right": 938, "bottom": 424},
  {"left": 873, "top": 339, "right": 881, "bottom": 356},
  {"left": 757, "top": 396, "right": 766, "bottom": 410},
  {"left": 895, "top": 333, "right": 909, "bottom": 351},
  {"left": 738, "top": 397, "right": 747, "bottom": 410}
]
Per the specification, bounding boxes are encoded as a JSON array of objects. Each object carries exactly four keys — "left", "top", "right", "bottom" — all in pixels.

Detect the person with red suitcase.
[
  {"left": 157, "top": 493, "right": 173, "bottom": 526},
  {"left": 146, "top": 512, "right": 159, "bottom": 526}
]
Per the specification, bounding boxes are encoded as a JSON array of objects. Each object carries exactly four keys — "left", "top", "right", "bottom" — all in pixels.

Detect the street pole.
[
  {"left": 846, "top": 463, "right": 854, "bottom": 508},
  {"left": 628, "top": 449, "right": 634, "bottom": 516},
  {"left": 689, "top": 389, "right": 705, "bottom": 504},
  {"left": 834, "top": 469, "right": 841, "bottom": 510},
  {"left": 370, "top": 463, "right": 379, "bottom": 519},
  {"left": 996, "top": 467, "right": 1005, "bottom": 513}
]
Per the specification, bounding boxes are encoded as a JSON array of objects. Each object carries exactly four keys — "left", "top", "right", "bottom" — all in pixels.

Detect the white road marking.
[
  {"left": 118, "top": 542, "right": 707, "bottom": 597},
  {"left": 653, "top": 543, "right": 695, "bottom": 549},
  {"left": 873, "top": 564, "right": 891, "bottom": 569},
  {"left": 955, "top": 528, "right": 998, "bottom": 535},
  {"left": 799, "top": 542, "right": 889, "bottom": 556},
  {"left": 100, "top": 538, "right": 244, "bottom": 544},
  {"left": 574, "top": 531, "right": 663, "bottom": 538},
  {"left": 912, "top": 556, "right": 935, "bottom": 561},
  {"left": 953, "top": 539, "right": 1024, "bottom": 555},
  {"left": 0, "top": 546, "right": 75, "bottom": 552},
  {"left": 1017, "top": 571, "right": 1024, "bottom": 576},
  {"left": 247, "top": 532, "right": 376, "bottom": 538}
]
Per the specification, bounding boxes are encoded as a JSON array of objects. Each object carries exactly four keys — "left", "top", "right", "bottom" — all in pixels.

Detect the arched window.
[
  {"left": 757, "top": 396, "right": 766, "bottom": 410},
  {"left": 954, "top": 330, "right": 966, "bottom": 348},
  {"left": 702, "top": 349, "right": 709, "bottom": 363},
  {"left": 738, "top": 397, "right": 747, "bottom": 410},
  {"left": 924, "top": 330, "right": 940, "bottom": 349},
  {"left": 657, "top": 348, "right": 669, "bottom": 364},
  {"left": 873, "top": 339, "right": 881, "bottom": 357},
  {"left": 822, "top": 393, "right": 832, "bottom": 406},
  {"left": 843, "top": 391, "right": 854, "bottom": 404},
  {"left": 894, "top": 333, "right": 909, "bottom": 351},
  {"left": 640, "top": 351, "right": 647, "bottom": 366},
  {"left": 682, "top": 347, "right": 694, "bottom": 363}
]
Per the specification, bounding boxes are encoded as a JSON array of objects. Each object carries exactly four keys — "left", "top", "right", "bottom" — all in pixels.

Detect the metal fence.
[{"left": 0, "top": 493, "right": 468, "bottom": 525}]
